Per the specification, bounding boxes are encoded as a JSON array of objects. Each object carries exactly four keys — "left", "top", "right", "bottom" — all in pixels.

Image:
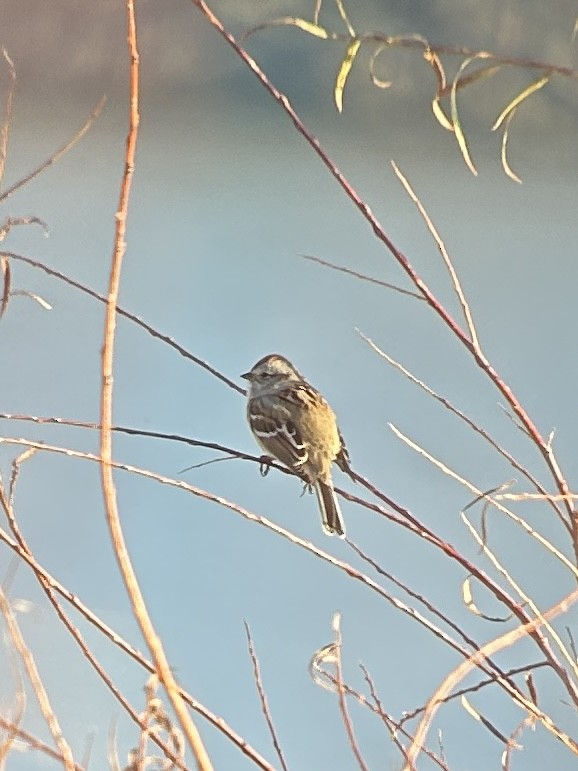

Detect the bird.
[{"left": 241, "top": 354, "right": 354, "bottom": 537}]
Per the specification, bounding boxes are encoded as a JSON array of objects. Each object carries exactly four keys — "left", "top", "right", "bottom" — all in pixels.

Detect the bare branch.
[{"left": 244, "top": 623, "right": 289, "bottom": 771}]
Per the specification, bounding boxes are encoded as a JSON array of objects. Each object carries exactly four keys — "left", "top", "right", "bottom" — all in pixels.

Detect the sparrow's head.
[{"left": 241, "top": 354, "right": 301, "bottom": 395}]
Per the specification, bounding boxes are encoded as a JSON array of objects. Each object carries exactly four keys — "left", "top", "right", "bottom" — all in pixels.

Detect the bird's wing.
[{"left": 248, "top": 400, "right": 309, "bottom": 471}]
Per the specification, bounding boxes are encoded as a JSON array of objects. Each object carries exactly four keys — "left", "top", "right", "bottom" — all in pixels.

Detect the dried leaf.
[
  {"left": 28, "top": 293, "right": 52, "bottom": 310},
  {"left": 499, "top": 109, "right": 522, "bottom": 184},
  {"left": 462, "top": 576, "right": 512, "bottom": 622},
  {"left": 462, "top": 697, "right": 518, "bottom": 747},
  {"left": 14, "top": 447, "right": 38, "bottom": 465},
  {"left": 309, "top": 642, "right": 338, "bottom": 691},
  {"left": 241, "top": 17, "right": 329, "bottom": 43},
  {"left": 450, "top": 57, "right": 478, "bottom": 176},
  {"left": 369, "top": 43, "right": 392, "bottom": 89},
  {"left": 461, "top": 695, "right": 481, "bottom": 722},
  {"left": 432, "top": 96, "right": 453, "bottom": 131},
  {"left": 462, "top": 577, "right": 475, "bottom": 610},
  {"left": 284, "top": 17, "right": 329, "bottom": 39},
  {"left": 9, "top": 289, "right": 52, "bottom": 310},
  {"left": 332, "top": 611, "right": 341, "bottom": 632},
  {"left": 492, "top": 75, "right": 549, "bottom": 131},
  {"left": 335, "top": 38, "right": 361, "bottom": 113}
]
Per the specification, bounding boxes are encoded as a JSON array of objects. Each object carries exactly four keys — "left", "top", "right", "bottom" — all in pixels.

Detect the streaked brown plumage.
[{"left": 242, "top": 354, "right": 353, "bottom": 537}]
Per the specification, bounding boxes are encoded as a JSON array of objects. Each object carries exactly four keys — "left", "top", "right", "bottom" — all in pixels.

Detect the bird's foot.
[{"left": 259, "top": 455, "right": 274, "bottom": 477}]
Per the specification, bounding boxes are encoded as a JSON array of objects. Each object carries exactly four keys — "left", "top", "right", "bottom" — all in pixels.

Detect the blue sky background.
[{"left": 1, "top": 1, "right": 578, "bottom": 769}]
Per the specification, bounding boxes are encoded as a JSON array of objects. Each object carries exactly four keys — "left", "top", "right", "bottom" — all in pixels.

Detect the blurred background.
[{"left": 1, "top": 0, "right": 578, "bottom": 768}]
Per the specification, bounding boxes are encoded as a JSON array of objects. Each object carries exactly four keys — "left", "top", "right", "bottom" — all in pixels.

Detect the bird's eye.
[{"left": 260, "top": 372, "right": 271, "bottom": 378}]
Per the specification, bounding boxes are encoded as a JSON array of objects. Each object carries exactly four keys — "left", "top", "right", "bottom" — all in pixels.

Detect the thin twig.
[
  {"left": 0, "top": 412, "right": 254, "bottom": 460},
  {"left": 460, "top": 695, "right": 519, "bottom": 749},
  {"left": 300, "top": 253, "right": 424, "bottom": 300},
  {"left": 0, "top": 97, "right": 106, "bottom": 204},
  {"left": 244, "top": 622, "right": 289, "bottom": 771},
  {"left": 502, "top": 712, "right": 536, "bottom": 771},
  {"left": 332, "top": 614, "right": 370, "bottom": 771},
  {"left": 391, "top": 162, "right": 480, "bottom": 349},
  {"left": 0, "top": 620, "right": 25, "bottom": 766},
  {"left": 359, "top": 665, "right": 418, "bottom": 770},
  {"left": 0, "top": 582, "right": 76, "bottom": 770},
  {"left": 3, "top": 251, "right": 243, "bottom": 394},
  {"left": 398, "top": 661, "right": 549, "bottom": 727},
  {"left": 0, "top": 717, "right": 85, "bottom": 771},
  {"left": 357, "top": 327, "right": 569, "bottom": 531}
]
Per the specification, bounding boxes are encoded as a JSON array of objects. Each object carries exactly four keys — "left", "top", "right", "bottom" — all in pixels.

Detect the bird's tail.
[{"left": 314, "top": 478, "right": 346, "bottom": 538}]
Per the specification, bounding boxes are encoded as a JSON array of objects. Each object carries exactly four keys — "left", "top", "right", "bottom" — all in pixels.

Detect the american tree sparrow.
[{"left": 242, "top": 354, "right": 354, "bottom": 537}]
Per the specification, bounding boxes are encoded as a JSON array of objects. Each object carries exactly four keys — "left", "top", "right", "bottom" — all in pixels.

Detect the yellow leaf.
[
  {"left": 461, "top": 696, "right": 481, "bottom": 722},
  {"left": 462, "top": 575, "right": 512, "bottom": 622},
  {"left": 432, "top": 96, "right": 453, "bottom": 131},
  {"left": 492, "top": 75, "right": 549, "bottom": 130},
  {"left": 289, "top": 17, "right": 329, "bottom": 40},
  {"left": 241, "top": 17, "right": 329, "bottom": 43},
  {"left": 500, "top": 109, "right": 522, "bottom": 184},
  {"left": 450, "top": 57, "right": 478, "bottom": 176},
  {"left": 335, "top": 38, "right": 361, "bottom": 113}
]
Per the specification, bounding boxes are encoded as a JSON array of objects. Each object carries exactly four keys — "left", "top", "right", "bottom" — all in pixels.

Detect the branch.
[{"left": 99, "top": 4, "right": 212, "bottom": 770}]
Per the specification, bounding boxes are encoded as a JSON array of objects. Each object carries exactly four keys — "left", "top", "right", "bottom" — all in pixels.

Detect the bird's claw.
[{"left": 259, "top": 455, "right": 274, "bottom": 477}]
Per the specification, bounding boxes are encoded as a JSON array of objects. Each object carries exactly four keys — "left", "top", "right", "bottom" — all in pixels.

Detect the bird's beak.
[{"left": 241, "top": 372, "right": 252, "bottom": 381}]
